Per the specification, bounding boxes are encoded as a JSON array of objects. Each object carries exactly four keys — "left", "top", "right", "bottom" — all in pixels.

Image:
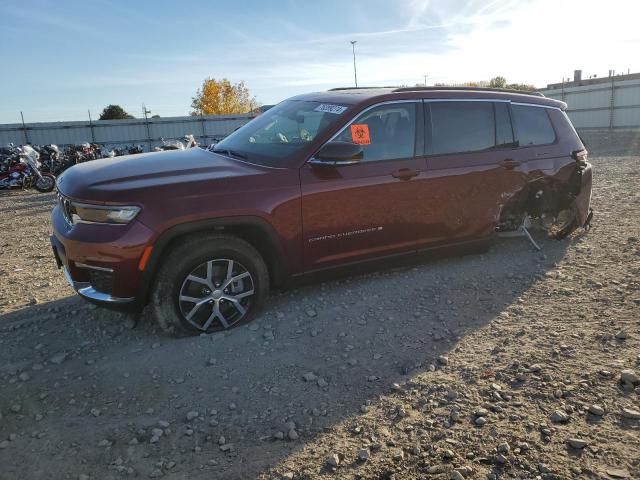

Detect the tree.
[
  {"left": 99, "top": 105, "right": 134, "bottom": 120},
  {"left": 506, "top": 83, "right": 537, "bottom": 92},
  {"left": 489, "top": 76, "right": 507, "bottom": 89},
  {"left": 190, "top": 78, "right": 256, "bottom": 116}
]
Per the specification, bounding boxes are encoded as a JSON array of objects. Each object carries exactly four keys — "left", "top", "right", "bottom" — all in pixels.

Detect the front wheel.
[
  {"left": 151, "top": 234, "right": 269, "bottom": 336},
  {"left": 35, "top": 174, "right": 55, "bottom": 192}
]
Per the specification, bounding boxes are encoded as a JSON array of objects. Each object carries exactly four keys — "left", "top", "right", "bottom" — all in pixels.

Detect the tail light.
[{"left": 571, "top": 149, "right": 588, "bottom": 165}]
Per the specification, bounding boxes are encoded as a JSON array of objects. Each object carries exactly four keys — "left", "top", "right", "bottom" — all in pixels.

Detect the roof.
[{"left": 289, "top": 87, "right": 566, "bottom": 110}]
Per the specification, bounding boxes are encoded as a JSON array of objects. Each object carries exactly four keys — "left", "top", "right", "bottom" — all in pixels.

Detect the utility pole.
[
  {"left": 423, "top": 74, "right": 428, "bottom": 86},
  {"left": 350, "top": 41, "right": 358, "bottom": 88},
  {"left": 88, "top": 109, "right": 96, "bottom": 143},
  {"left": 142, "top": 103, "right": 152, "bottom": 151},
  {"left": 20, "top": 111, "right": 29, "bottom": 145}
]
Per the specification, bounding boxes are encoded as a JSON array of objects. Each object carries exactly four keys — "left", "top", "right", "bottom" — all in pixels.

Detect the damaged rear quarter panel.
[{"left": 496, "top": 107, "right": 593, "bottom": 235}]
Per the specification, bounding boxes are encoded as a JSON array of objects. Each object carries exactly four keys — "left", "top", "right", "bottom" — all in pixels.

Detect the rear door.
[
  {"left": 299, "top": 101, "right": 430, "bottom": 271},
  {"left": 420, "top": 100, "right": 527, "bottom": 242}
]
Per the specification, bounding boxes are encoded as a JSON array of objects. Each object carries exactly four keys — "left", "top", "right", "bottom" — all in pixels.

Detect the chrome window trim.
[
  {"left": 425, "top": 98, "right": 510, "bottom": 104},
  {"left": 310, "top": 97, "right": 562, "bottom": 164},
  {"left": 319, "top": 98, "right": 559, "bottom": 149},
  {"left": 511, "top": 101, "right": 561, "bottom": 110},
  {"left": 424, "top": 98, "right": 561, "bottom": 110}
]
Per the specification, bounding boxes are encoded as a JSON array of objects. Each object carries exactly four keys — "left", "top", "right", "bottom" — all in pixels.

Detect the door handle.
[
  {"left": 391, "top": 168, "right": 419, "bottom": 180},
  {"left": 499, "top": 159, "right": 520, "bottom": 169}
]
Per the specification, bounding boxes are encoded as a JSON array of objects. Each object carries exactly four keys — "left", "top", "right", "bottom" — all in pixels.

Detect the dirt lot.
[{"left": 0, "top": 155, "right": 639, "bottom": 480}]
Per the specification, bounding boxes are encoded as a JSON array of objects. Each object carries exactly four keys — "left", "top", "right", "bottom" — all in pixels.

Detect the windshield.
[{"left": 213, "top": 100, "right": 349, "bottom": 167}]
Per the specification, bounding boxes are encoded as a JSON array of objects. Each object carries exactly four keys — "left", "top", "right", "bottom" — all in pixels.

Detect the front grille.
[
  {"left": 56, "top": 191, "right": 73, "bottom": 225},
  {"left": 86, "top": 269, "right": 113, "bottom": 295}
]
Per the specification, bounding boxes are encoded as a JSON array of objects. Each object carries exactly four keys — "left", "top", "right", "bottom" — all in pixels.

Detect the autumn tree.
[
  {"left": 490, "top": 76, "right": 536, "bottom": 91},
  {"left": 99, "top": 104, "right": 134, "bottom": 120},
  {"left": 190, "top": 78, "right": 256, "bottom": 115},
  {"left": 489, "top": 76, "right": 507, "bottom": 88}
]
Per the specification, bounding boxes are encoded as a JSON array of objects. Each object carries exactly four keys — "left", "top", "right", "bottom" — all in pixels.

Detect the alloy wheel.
[{"left": 177, "top": 258, "right": 255, "bottom": 331}]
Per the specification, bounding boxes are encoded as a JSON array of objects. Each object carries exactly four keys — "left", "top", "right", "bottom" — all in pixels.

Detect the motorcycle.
[
  {"left": 127, "top": 144, "right": 145, "bottom": 155},
  {"left": 0, "top": 145, "right": 56, "bottom": 192},
  {"left": 154, "top": 134, "right": 198, "bottom": 151},
  {"left": 36, "top": 144, "right": 63, "bottom": 174}
]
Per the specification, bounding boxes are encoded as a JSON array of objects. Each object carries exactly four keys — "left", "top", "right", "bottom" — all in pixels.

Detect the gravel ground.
[{"left": 0, "top": 155, "right": 638, "bottom": 480}]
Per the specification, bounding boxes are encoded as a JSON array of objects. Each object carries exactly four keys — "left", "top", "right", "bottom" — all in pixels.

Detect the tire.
[
  {"left": 151, "top": 233, "right": 269, "bottom": 336},
  {"left": 35, "top": 174, "right": 55, "bottom": 192}
]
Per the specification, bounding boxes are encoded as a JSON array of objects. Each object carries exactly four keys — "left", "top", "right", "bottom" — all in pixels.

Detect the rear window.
[
  {"left": 511, "top": 104, "right": 556, "bottom": 146},
  {"left": 429, "top": 102, "right": 495, "bottom": 155}
]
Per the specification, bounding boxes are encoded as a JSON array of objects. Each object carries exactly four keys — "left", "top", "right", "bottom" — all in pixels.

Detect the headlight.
[{"left": 69, "top": 202, "right": 140, "bottom": 225}]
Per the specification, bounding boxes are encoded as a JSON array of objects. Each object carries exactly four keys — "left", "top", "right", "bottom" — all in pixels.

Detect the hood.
[{"left": 56, "top": 148, "right": 269, "bottom": 202}]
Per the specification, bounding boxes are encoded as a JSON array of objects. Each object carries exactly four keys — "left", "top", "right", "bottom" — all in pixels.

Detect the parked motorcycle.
[
  {"left": 0, "top": 145, "right": 56, "bottom": 192},
  {"left": 36, "top": 144, "right": 64, "bottom": 174},
  {"left": 109, "top": 144, "right": 145, "bottom": 156},
  {"left": 154, "top": 134, "right": 198, "bottom": 151}
]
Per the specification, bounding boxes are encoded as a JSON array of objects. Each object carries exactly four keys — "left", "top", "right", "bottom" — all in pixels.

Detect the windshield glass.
[{"left": 213, "top": 100, "right": 349, "bottom": 167}]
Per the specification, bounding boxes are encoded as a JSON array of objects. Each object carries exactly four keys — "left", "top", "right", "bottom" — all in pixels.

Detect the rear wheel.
[{"left": 151, "top": 234, "right": 269, "bottom": 336}]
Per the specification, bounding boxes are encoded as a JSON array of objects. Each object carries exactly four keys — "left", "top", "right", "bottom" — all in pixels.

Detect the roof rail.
[
  {"left": 392, "top": 86, "right": 545, "bottom": 97},
  {"left": 328, "top": 86, "right": 397, "bottom": 91}
]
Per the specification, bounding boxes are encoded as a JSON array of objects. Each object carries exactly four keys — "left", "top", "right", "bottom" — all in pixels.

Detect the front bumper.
[
  {"left": 50, "top": 203, "right": 154, "bottom": 309},
  {"left": 62, "top": 264, "right": 134, "bottom": 304}
]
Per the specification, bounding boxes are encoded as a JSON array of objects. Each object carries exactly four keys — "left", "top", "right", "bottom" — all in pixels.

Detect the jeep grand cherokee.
[{"left": 51, "top": 87, "right": 593, "bottom": 335}]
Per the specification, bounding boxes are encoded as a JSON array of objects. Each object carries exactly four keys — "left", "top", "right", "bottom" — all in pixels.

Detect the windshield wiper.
[{"left": 212, "top": 148, "right": 248, "bottom": 160}]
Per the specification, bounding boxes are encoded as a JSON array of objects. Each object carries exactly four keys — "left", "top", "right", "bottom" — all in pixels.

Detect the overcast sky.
[{"left": 1, "top": 0, "right": 639, "bottom": 123}]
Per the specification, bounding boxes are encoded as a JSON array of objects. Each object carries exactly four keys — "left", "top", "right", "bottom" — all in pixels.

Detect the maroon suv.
[{"left": 51, "top": 87, "right": 593, "bottom": 335}]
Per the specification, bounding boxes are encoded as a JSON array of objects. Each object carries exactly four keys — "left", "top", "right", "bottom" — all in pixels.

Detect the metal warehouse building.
[{"left": 539, "top": 70, "right": 640, "bottom": 129}]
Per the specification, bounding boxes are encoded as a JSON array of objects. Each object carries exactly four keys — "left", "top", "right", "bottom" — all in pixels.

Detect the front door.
[{"left": 300, "top": 101, "right": 430, "bottom": 271}]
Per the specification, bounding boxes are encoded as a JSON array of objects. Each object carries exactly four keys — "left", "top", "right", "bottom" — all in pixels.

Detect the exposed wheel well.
[{"left": 497, "top": 175, "right": 580, "bottom": 235}]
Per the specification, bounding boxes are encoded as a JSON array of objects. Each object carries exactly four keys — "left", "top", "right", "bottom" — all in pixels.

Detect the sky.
[{"left": 1, "top": 0, "right": 639, "bottom": 123}]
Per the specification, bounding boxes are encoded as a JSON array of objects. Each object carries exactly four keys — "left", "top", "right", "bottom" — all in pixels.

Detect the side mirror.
[{"left": 311, "top": 141, "right": 363, "bottom": 165}]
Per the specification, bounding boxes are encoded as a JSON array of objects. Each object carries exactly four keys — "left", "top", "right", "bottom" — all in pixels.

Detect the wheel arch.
[{"left": 137, "top": 216, "right": 287, "bottom": 305}]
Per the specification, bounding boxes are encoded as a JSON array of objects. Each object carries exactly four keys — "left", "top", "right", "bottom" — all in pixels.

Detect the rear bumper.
[
  {"left": 50, "top": 204, "right": 154, "bottom": 311},
  {"left": 574, "top": 163, "right": 593, "bottom": 227}
]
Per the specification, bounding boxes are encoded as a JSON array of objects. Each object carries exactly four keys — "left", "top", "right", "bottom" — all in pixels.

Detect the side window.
[
  {"left": 494, "top": 102, "right": 515, "bottom": 147},
  {"left": 511, "top": 105, "right": 556, "bottom": 146},
  {"left": 429, "top": 102, "right": 495, "bottom": 155},
  {"left": 334, "top": 103, "right": 416, "bottom": 162}
]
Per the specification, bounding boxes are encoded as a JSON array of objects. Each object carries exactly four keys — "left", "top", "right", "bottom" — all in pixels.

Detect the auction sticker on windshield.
[{"left": 314, "top": 104, "right": 348, "bottom": 114}]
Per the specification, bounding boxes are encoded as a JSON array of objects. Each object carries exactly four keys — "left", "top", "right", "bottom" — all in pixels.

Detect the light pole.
[{"left": 350, "top": 41, "right": 358, "bottom": 88}]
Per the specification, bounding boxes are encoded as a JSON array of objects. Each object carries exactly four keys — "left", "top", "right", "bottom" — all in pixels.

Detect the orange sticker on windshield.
[{"left": 350, "top": 124, "right": 371, "bottom": 145}]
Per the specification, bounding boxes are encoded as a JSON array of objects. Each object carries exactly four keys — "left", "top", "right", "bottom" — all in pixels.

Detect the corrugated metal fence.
[
  {"left": 0, "top": 114, "right": 255, "bottom": 150},
  {"left": 539, "top": 76, "right": 640, "bottom": 129}
]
